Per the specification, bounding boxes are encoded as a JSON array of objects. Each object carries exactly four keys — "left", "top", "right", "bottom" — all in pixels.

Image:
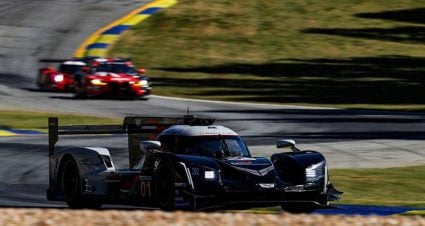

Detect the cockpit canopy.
[
  {"left": 157, "top": 125, "right": 250, "bottom": 158},
  {"left": 158, "top": 135, "right": 250, "bottom": 158},
  {"left": 94, "top": 62, "right": 137, "bottom": 74}
]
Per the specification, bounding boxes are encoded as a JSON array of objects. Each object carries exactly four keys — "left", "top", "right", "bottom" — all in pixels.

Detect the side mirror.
[
  {"left": 134, "top": 141, "right": 161, "bottom": 170},
  {"left": 276, "top": 139, "right": 300, "bottom": 152},
  {"left": 140, "top": 141, "right": 161, "bottom": 153}
]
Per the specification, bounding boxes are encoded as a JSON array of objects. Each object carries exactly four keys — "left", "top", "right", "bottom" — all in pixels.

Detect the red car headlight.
[
  {"left": 90, "top": 79, "right": 107, "bottom": 86},
  {"left": 133, "top": 80, "right": 148, "bottom": 87},
  {"left": 53, "top": 74, "right": 64, "bottom": 82}
]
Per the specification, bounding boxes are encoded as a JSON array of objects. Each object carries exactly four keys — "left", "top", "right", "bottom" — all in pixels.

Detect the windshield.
[
  {"left": 159, "top": 135, "right": 250, "bottom": 158},
  {"left": 59, "top": 64, "right": 84, "bottom": 74},
  {"left": 95, "top": 63, "right": 137, "bottom": 74}
]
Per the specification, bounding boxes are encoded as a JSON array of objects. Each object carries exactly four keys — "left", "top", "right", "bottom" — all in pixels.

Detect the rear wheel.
[
  {"left": 154, "top": 160, "right": 175, "bottom": 210},
  {"left": 37, "top": 73, "right": 49, "bottom": 90},
  {"left": 36, "top": 74, "right": 43, "bottom": 88},
  {"left": 61, "top": 158, "right": 101, "bottom": 209}
]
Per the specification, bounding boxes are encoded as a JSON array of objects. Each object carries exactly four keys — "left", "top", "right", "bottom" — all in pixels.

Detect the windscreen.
[
  {"left": 159, "top": 135, "right": 250, "bottom": 158},
  {"left": 59, "top": 64, "right": 84, "bottom": 74},
  {"left": 95, "top": 63, "right": 137, "bottom": 74}
]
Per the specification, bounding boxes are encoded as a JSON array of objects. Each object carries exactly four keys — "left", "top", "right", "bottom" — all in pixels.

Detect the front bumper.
[
  {"left": 176, "top": 182, "right": 338, "bottom": 210},
  {"left": 189, "top": 190, "right": 329, "bottom": 211},
  {"left": 86, "top": 82, "right": 147, "bottom": 98},
  {"left": 141, "top": 86, "right": 152, "bottom": 96}
]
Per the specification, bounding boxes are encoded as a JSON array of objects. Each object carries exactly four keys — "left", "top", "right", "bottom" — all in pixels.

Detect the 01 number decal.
[{"left": 140, "top": 180, "right": 152, "bottom": 198}]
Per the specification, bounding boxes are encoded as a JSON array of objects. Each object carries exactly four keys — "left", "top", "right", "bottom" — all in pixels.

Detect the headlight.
[
  {"left": 90, "top": 79, "right": 107, "bottom": 85},
  {"left": 132, "top": 80, "right": 148, "bottom": 87},
  {"left": 139, "top": 80, "right": 148, "bottom": 86},
  {"left": 305, "top": 161, "right": 325, "bottom": 182},
  {"left": 53, "top": 74, "right": 64, "bottom": 82},
  {"left": 204, "top": 171, "right": 215, "bottom": 179}
]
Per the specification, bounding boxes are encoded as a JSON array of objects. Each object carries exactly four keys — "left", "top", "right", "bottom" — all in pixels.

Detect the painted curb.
[
  {"left": 74, "top": 0, "right": 178, "bottom": 58},
  {"left": 316, "top": 204, "right": 425, "bottom": 216},
  {"left": 0, "top": 129, "right": 44, "bottom": 137},
  {"left": 403, "top": 210, "right": 425, "bottom": 216}
]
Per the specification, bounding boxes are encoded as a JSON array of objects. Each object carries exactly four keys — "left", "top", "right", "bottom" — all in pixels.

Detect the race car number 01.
[{"left": 140, "top": 180, "right": 152, "bottom": 198}]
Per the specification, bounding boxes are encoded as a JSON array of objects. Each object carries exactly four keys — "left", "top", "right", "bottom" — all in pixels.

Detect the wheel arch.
[
  {"left": 54, "top": 147, "right": 113, "bottom": 190},
  {"left": 271, "top": 151, "right": 327, "bottom": 184},
  {"left": 57, "top": 154, "right": 77, "bottom": 191}
]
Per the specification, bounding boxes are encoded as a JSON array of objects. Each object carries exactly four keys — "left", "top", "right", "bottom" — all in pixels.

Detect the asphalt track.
[{"left": 1, "top": 0, "right": 425, "bottom": 215}]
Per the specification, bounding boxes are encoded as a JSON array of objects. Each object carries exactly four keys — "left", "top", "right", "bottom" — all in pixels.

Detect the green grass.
[
  {"left": 0, "top": 111, "right": 120, "bottom": 131},
  {"left": 109, "top": 0, "right": 425, "bottom": 110},
  {"left": 330, "top": 165, "right": 425, "bottom": 207}
]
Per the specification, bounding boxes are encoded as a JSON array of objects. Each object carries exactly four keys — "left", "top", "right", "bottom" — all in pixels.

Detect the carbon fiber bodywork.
[{"left": 47, "top": 116, "right": 342, "bottom": 211}]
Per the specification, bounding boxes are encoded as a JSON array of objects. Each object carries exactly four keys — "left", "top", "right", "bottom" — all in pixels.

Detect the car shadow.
[
  {"left": 22, "top": 87, "right": 74, "bottom": 94},
  {"left": 48, "top": 96, "right": 147, "bottom": 101}
]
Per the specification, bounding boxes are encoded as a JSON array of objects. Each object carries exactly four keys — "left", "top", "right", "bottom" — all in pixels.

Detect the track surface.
[{"left": 1, "top": 0, "right": 425, "bottom": 214}]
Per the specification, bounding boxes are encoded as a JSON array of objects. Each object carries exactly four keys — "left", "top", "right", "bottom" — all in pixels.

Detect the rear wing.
[
  {"left": 39, "top": 57, "right": 99, "bottom": 64},
  {"left": 40, "top": 57, "right": 133, "bottom": 64},
  {"left": 48, "top": 116, "right": 215, "bottom": 167},
  {"left": 40, "top": 59, "right": 74, "bottom": 63}
]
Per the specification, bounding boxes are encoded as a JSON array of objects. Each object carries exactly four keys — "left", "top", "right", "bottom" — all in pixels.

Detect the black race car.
[{"left": 47, "top": 116, "right": 342, "bottom": 212}]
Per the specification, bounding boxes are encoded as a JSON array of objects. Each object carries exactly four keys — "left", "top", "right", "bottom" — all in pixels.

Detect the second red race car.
[
  {"left": 73, "top": 58, "right": 152, "bottom": 100},
  {"left": 37, "top": 59, "right": 87, "bottom": 91}
]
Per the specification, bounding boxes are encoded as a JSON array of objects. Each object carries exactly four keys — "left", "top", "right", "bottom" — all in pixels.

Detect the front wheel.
[
  {"left": 61, "top": 158, "right": 101, "bottom": 209},
  {"left": 154, "top": 160, "right": 175, "bottom": 210},
  {"left": 138, "top": 95, "right": 150, "bottom": 101},
  {"left": 73, "top": 80, "right": 87, "bottom": 99},
  {"left": 74, "top": 90, "right": 87, "bottom": 99}
]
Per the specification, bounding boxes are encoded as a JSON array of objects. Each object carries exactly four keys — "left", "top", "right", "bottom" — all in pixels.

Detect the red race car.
[
  {"left": 37, "top": 59, "right": 87, "bottom": 91},
  {"left": 73, "top": 58, "right": 152, "bottom": 99}
]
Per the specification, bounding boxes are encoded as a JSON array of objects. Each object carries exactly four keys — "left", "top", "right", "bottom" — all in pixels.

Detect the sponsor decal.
[
  {"left": 140, "top": 180, "right": 152, "bottom": 198},
  {"left": 191, "top": 167, "right": 200, "bottom": 176},
  {"left": 135, "top": 119, "right": 142, "bottom": 127}
]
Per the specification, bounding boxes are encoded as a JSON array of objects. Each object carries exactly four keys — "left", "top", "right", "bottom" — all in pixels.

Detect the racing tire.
[
  {"left": 154, "top": 160, "right": 175, "bottom": 210},
  {"left": 138, "top": 96, "right": 150, "bottom": 101},
  {"left": 37, "top": 74, "right": 49, "bottom": 90},
  {"left": 36, "top": 74, "right": 43, "bottom": 89},
  {"left": 61, "top": 158, "right": 101, "bottom": 209},
  {"left": 73, "top": 81, "right": 87, "bottom": 99},
  {"left": 74, "top": 91, "right": 87, "bottom": 99}
]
